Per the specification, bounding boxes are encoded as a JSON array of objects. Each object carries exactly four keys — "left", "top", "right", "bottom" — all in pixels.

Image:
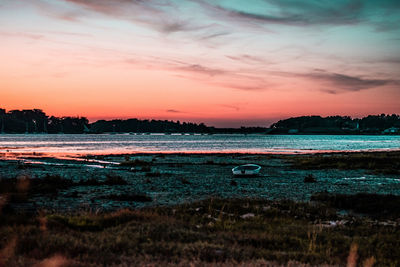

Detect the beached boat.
[{"left": 232, "top": 164, "right": 261, "bottom": 176}]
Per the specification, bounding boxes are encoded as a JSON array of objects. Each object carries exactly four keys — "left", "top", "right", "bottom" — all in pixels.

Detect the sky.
[{"left": 1, "top": 0, "right": 399, "bottom": 127}]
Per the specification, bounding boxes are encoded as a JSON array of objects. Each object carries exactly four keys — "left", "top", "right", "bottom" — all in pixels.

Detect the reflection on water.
[{"left": 0, "top": 134, "right": 399, "bottom": 157}]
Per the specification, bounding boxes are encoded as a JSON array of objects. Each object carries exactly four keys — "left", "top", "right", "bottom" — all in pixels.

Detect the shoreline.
[{"left": 2, "top": 147, "right": 400, "bottom": 161}]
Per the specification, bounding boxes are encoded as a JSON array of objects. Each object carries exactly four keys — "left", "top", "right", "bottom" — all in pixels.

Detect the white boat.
[{"left": 232, "top": 164, "right": 261, "bottom": 176}]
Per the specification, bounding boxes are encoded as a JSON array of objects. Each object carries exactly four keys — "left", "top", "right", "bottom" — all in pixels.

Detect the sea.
[{"left": 1, "top": 134, "right": 400, "bottom": 155}]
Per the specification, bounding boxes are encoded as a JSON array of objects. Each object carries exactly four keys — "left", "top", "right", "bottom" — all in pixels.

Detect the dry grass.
[
  {"left": 287, "top": 151, "right": 400, "bottom": 174},
  {"left": 0, "top": 198, "right": 399, "bottom": 266},
  {"left": 311, "top": 192, "right": 400, "bottom": 219}
]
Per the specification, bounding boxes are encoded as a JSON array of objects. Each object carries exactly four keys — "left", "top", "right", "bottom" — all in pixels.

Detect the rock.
[
  {"left": 241, "top": 213, "right": 255, "bottom": 219},
  {"left": 181, "top": 178, "right": 191, "bottom": 184}
]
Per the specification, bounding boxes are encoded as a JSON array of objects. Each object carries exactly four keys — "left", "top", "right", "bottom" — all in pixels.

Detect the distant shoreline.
[
  {"left": 0, "top": 132, "right": 399, "bottom": 135},
  {"left": 1, "top": 108, "right": 399, "bottom": 134}
]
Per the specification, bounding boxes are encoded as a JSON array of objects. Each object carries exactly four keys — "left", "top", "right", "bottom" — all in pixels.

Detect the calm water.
[{"left": 1, "top": 134, "right": 400, "bottom": 155}]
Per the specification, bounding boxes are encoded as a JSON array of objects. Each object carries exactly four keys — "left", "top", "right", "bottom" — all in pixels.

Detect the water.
[{"left": 1, "top": 134, "right": 399, "bottom": 155}]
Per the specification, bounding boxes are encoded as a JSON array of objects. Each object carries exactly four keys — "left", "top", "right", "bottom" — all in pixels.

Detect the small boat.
[{"left": 232, "top": 164, "right": 261, "bottom": 176}]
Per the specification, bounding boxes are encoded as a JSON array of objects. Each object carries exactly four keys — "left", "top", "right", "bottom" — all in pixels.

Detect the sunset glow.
[{"left": 1, "top": 0, "right": 399, "bottom": 127}]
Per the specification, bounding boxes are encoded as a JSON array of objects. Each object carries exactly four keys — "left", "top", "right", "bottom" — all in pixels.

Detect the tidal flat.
[
  {"left": 1, "top": 152, "right": 400, "bottom": 211},
  {"left": 0, "top": 152, "right": 399, "bottom": 266}
]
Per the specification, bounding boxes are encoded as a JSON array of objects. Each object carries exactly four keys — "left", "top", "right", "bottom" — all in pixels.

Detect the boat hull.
[{"left": 232, "top": 164, "right": 261, "bottom": 177}]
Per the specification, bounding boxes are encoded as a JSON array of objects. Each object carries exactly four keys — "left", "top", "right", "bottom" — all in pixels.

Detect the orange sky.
[{"left": 1, "top": 0, "right": 399, "bottom": 127}]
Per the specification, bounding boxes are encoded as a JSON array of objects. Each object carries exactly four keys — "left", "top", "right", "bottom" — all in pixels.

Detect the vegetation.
[
  {"left": 287, "top": 151, "right": 400, "bottom": 174},
  {"left": 104, "top": 173, "right": 128, "bottom": 185},
  {"left": 0, "top": 174, "right": 74, "bottom": 196},
  {"left": 304, "top": 174, "right": 317, "bottom": 183},
  {"left": 3, "top": 107, "right": 399, "bottom": 134},
  {"left": 0, "top": 198, "right": 398, "bottom": 266},
  {"left": 76, "top": 175, "right": 128, "bottom": 186},
  {"left": 90, "top": 118, "right": 212, "bottom": 133},
  {"left": 0, "top": 108, "right": 88, "bottom": 134},
  {"left": 145, "top": 171, "right": 162, "bottom": 177},
  {"left": 270, "top": 114, "right": 400, "bottom": 134},
  {"left": 311, "top": 193, "right": 400, "bottom": 219},
  {"left": 99, "top": 193, "right": 152, "bottom": 202},
  {"left": 0, "top": 174, "right": 129, "bottom": 210},
  {"left": 120, "top": 159, "right": 152, "bottom": 167}
]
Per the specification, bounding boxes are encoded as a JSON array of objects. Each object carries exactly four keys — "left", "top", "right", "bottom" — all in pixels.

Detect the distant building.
[
  {"left": 288, "top": 129, "right": 299, "bottom": 134},
  {"left": 0, "top": 108, "right": 5, "bottom": 116}
]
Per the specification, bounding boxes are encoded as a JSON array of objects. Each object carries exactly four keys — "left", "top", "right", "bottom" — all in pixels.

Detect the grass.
[
  {"left": 76, "top": 175, "right": 128, "bottom": 186},
  {"left": 0, "top": 198, "right": 399, "bottom": 266},
  {"left": 287, "top": 151, "right": 400, "bottom": 174},
  {"left": 0, "top": 174, "right": 73, "bottom": 196},
  {"left": 104, "top": 173, "right": 128, "bottom": 185},
  {"left": 119, "top": 159, "right": 152, "bottom": 167},
  {"left": 0, "top": 174, "right": 129, "bottom": 211},
  {"left": 99, "top": 193, "right": 152, "bottom": 202},
  {"left": 16, "top": 163, "right": 43, "bottom": 170},
  {"left": 180, "top": 178, "right": 191, "bottom": 184},
  {"left": 311, "top": 192, "right": 400, "bottom": 219},
  {"left": 75, "top": 177, "right": 103, "bottom": 186},
  {"left": 145, "top": 171, "right": 162, "bottom": 177},
  {"left": 0, "top": 174, "right": 129, "bottom": 193},
  {"left": 304, "top": 174, "right": 317, "bottom": 183}
]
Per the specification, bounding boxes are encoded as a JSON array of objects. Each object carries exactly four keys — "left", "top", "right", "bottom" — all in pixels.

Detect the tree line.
[
  {"left": 0, "top": 108, "right": 215, "bottom": 134},
  {"left": 1, "top": 108, "right": 399, "bottom": 134},
  {"left": 270, "top": 114, "right": 400, "bottom": 134},
  {"left": 0, "top": 108, "right": 89, "bottom": 134}
]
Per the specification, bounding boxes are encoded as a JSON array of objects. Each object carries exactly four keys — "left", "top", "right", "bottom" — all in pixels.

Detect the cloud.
[
  {"left": 268, "top": 69, "right": 397, "bottom": 93},
  {"left": 63, "top": 0, "right": 215, "bottom": 35},
  {"left": 304, "top": 71, "right": 393, "bottom": 92},
  {"left": 166, "top": 109, "right": 183, "bottom": 113},
  {"left": 0, "top": 31, "right": 44, "bottom": 40},
  {"left": 27, "top": 0, "right": 400, "bottom": 36},
  {"left": 373, "top": 57, "right": 400, "bottom": 65},
  {"left": 194, "top": 0, "right": 364, "bottom": 28},
  {"left": 168, "top": 62, "right": 272, "bottom": 91},
  {"left": 17, "top": 0, "right": 398, "bottom": 95},
  {"left": 46, "top": 31, "right": 93, "bottom": 38},
  {"left": 123, "top": 54, "right": 273, "bottom": 91},
  {"left": 219, "top": 104, "right": 240, "bottom": 111},
  {"left": 199, "top": 31, "right": 231, "bottom": 40},
  {"left": 25, "top": 0, "right": 85, "bottom": 22},
  {"left": 226, "top": 54, "right": 275, "bottom": 65},
  {"left": 219, "top": 83, "right": 269, "bottom": 91},
  {"left": 193, "top": 0, "right": 400, "bottom": 33},
  {"left": 178, "top": 64, "right": 226, "bottom": 76}
]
